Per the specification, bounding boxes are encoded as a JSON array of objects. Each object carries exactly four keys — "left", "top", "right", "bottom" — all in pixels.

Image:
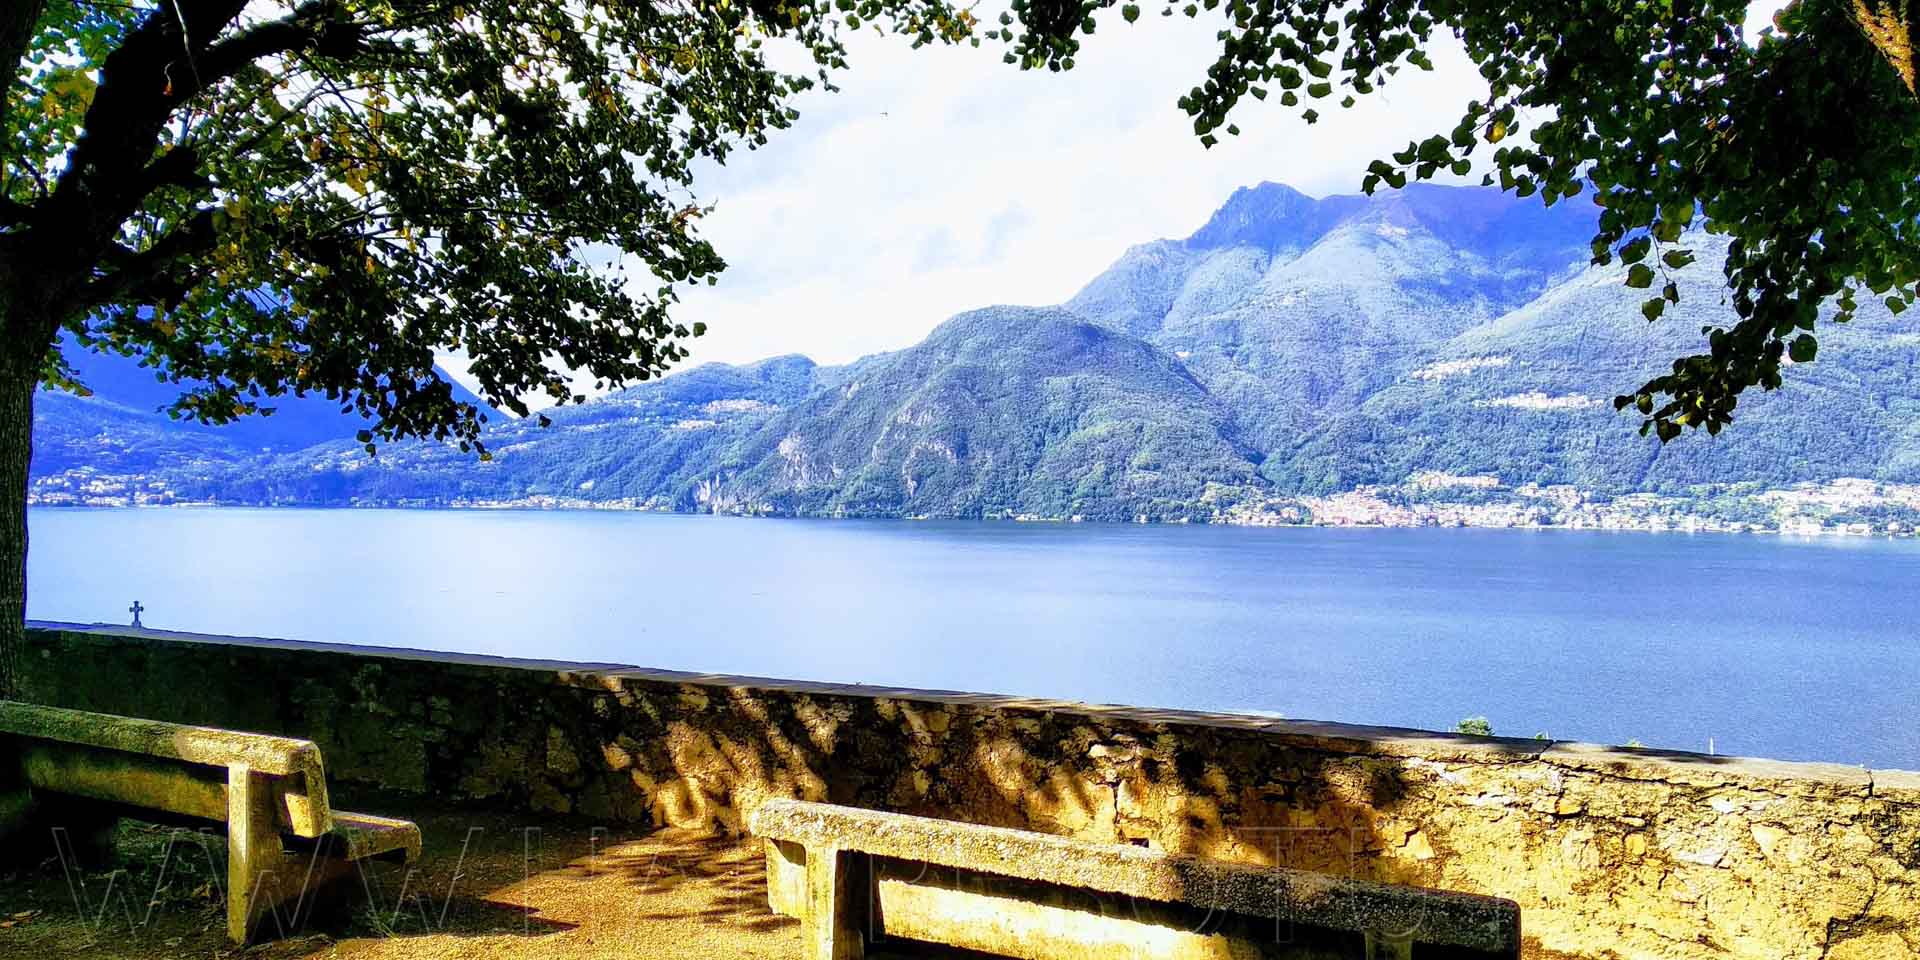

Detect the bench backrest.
[
  {"left": 751, "top": 798, "right": 1521, "bottom": 957},
  {"left": 0, "top": 701, "right": 333, "bottom": 838}
]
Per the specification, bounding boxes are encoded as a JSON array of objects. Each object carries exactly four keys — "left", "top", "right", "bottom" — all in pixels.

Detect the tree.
[
  {"left": 991, "top": 0, "right": 1920, "bottom": 443},
  {"left": 0, "top": 0, "right": 976, "bottom": 697}
]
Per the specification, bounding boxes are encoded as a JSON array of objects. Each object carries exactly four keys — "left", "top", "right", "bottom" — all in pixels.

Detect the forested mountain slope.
[{"left": 35, "top": 183, "right": 1920, "bottom": 531}]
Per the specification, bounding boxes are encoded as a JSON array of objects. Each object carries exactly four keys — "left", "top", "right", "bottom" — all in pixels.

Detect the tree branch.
[
  {"left": 77, "top": 206, "right": 220, "bottom": 311},
  {"left": 33, "top": 0, "right": 368, "bottom": 297},
  {"left": 49, "top": 1, "right": 248, "bottom": 235},
  {"left": 167, "top": 1, "right": 353, "bottom": 103}
]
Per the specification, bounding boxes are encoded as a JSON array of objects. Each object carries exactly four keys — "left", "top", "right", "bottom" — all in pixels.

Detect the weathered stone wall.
[{"left": 18, "top": 623, "right": 1919, "bottom": 960}]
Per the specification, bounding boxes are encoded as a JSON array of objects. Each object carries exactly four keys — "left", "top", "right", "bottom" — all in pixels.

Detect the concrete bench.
[
  {"left": 0, "top": 701, "right": 420, "bottom": 944},
  {"left": 750, "top": 799, "right": 1520, "bottom": 960}
]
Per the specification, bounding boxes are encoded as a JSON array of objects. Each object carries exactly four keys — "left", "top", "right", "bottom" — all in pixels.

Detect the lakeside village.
[
  {"left": 30, "top": 466, "right": 1920, "bottom": 538},
  {"left": 1230, "top": 474, "right": 1920, "bottom": 537}
]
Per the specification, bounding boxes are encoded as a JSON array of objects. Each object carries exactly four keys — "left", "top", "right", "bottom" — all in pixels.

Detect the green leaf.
[
  {"left": 1788, "top": 334, "right": 1817, "bottom": 363},
  {"left": 1625, "top": 264, "right": 1654, "bottom": 289},
  {"left": 1641, "top": 298, "right": 1665, "bottom": 321},
  {"left": 1661, "top": 249, "right": 1695, "bottom": 269},
  {"left": 1121, "top": 4, "right": 1140, "bottom": 22}
]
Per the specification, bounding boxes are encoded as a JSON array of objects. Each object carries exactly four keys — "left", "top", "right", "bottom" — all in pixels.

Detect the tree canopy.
[{"left": 5, "top": 0, "right": 975, "bottom": 452}]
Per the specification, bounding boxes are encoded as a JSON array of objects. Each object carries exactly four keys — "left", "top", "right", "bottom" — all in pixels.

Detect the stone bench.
[
  {"left": 750, "top": 799, "right": 1520, "bottom": 960},
  {"left": 0, "top": 701, "right": 420, "bottom": 944}
]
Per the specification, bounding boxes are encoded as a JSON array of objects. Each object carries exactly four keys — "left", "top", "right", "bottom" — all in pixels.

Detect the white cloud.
[
  {"left": 1745, "top": 0, "right": 1793, "bottom": 40},
  {"left": 653, "top": 14, "right": 1493, "bottom": 369}
]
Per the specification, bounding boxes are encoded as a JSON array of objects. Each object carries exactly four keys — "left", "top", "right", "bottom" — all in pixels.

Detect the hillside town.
[
  {"left": 1225, "top": 475, "right": 1920, "bottom": 536},
  {"left": 31, "top": 463, "right": 1920, "bottom": 539}
]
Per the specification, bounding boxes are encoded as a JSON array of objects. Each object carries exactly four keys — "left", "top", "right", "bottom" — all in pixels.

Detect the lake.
[{"left": 23, "top": 507, "right": 1920, "bottom": 769}]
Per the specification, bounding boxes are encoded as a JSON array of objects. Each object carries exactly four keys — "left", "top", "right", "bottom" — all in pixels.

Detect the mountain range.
[{"left": 32, "top": 182, "right": 1920, "bottom": 529}]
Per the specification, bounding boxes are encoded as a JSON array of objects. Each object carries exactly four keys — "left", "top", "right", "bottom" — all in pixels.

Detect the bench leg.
[
  {"left": 1364, "top": 929, "right": 1414, "bottom": 960},
  {"left": 226, "top": 765, "right": 287, "bottom": 944},
  {"left": 0, "top": 758, "right": 35, "bottom": 869},
  {"left": 765, "top": 838, "right": 807, "bottom": 917},
  {"left": 802, "top": 846, "right": 866, "bottom": 960},
  {"left": 2, "top": 749, "right": 118, "bottom": 871}
]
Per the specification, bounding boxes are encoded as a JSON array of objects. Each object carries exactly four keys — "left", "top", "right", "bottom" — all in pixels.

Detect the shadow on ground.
[{"left": 0, "top": 795, "right": 800, "bottom": 959}]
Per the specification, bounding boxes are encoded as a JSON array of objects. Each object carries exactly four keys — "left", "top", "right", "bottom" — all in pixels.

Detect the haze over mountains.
[{"left": 32, "top": 182, "right": 1920, "bottom": 526}]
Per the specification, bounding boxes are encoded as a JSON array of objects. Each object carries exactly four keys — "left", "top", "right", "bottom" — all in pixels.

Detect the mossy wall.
[{"left": 19, "top": 624, "right": 1920, "bottom": 960}]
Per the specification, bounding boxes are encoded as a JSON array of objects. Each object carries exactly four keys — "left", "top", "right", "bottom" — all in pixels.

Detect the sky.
[{"left": 470, "top": 2, "right": 1795, "bottom": 402}]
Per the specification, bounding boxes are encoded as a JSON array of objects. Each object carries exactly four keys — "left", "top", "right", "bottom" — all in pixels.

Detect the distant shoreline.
[{"left": 25, "top": 497, "right": 1920, "bottom": 540}]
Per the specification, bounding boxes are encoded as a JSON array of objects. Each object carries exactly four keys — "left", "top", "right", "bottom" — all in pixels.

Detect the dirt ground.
[{"left": 0, "top": 797, "right": 806, "bottom": 960}]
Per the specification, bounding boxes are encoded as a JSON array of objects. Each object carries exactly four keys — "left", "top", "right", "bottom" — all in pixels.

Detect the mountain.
[
  {"left": 694, "top": 307, "right": 1260, "bottom": 520},
  {"left": 152, "top": 309, "right": 1265, "bottom": 520},
  {"left": 30, "top": 336, "right": 498, "bottom": 499},
  {"left": 31, "top": 182, "right": 1920, "bottom": 532},
  {"left": 1066, "top": 182, "right": 1597, "bottom": 455},
  {"left": 1275, "top": 231, "right": 1920, "bottom": 495},
  {"left": 50, "top": 333, "right": 500, "bottom": 451}
]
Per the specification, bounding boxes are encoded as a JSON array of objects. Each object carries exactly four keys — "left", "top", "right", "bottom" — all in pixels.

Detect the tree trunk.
[
  {"left": 0, "top": 346, "right": 33, "bottom": 701},
  {"left": 0, "top": 0, "right": 50, "bottom": 705}
]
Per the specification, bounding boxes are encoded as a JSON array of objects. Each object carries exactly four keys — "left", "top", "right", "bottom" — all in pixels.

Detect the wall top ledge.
[
  {"left": 1875, "top": 767, "right": 1920, "bottom": 797},
  {"left": 27, "top": 621, "right": 1903, "bottom": 794},
  {"left": 1540, "top": 741, "right": 1874, "bottom": 793}
]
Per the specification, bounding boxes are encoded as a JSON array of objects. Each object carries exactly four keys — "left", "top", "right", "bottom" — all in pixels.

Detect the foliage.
[
  {"left": 1455, "top": 716, "right": 1493, "bottom": 736},
  {"left": 986, "top": 0, "right": 1920, "bottom": 442},
  {"left": 5, "top": 0, "right": 975, "bottom": 449}
]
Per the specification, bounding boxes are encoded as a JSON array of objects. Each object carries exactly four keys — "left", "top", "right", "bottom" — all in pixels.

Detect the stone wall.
[{"left": 17, "top": 623, "right": 1919, "bottom": 960}]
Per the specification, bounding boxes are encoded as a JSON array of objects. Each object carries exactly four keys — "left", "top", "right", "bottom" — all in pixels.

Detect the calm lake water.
[{"left": 23, "top": 507, "right": 1920, "bottom": 769}]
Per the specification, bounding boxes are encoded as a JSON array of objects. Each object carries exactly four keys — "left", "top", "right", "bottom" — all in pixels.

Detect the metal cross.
[{"left": 129, "top": 600, "right": 144, "bottom": 628}]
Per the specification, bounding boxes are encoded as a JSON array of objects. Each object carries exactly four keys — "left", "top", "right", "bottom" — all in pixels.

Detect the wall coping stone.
[
  {"left": 1874, "top": 767, "right": 1920, "bottom": 798},
  {"left": 28, "top": 621, "right": 1913, "bottom": 793}
]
